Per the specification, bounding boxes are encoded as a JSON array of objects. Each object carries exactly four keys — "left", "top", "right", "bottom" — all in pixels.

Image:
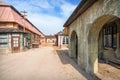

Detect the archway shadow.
[
  {"left": 56, "top": 49, "right": 101, "bottom": 80},
  {"left": 98, "top": 59, "right": 120, "bottom": 69}
]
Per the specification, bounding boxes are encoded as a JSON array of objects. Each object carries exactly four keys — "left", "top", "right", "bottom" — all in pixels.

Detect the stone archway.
[
  {"left": 88, "top": 14, "right": 120, "bottom": 74},
  {"left": 70, "top": 31, "right": 78, "bottom": 63}
]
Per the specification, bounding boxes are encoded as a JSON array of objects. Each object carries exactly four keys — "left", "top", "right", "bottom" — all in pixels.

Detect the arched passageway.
[
  {"left": 88, "top": 15, "right": 120, "bottom": 74},
  {"left": 70, "top": 31, "right": 78, "bottom": 63}
]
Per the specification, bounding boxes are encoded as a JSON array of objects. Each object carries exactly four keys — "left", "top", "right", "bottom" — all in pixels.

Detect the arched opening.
[
  {"left": 70, "top": 31, "right": 78, "bottom": 63},
  {"left": 88, "top": 14, "right": 120, "bottom": 75}
]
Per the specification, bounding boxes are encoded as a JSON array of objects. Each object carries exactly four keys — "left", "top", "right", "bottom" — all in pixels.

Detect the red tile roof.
[{"left": 0, "top": 2, "right": 44, "bottom": 36}]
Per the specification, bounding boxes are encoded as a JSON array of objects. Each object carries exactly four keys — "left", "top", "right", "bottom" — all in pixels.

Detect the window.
[
  {"left": 13, "top": 37, "right": 19, "bottom": 47},
  {"left": 62, "top": 36, "right": 69, "bottom": 44},
  {"left": 18, "top": 25, "right": 23, "bottom": 31},
  {"left": 12, "top": 34, "right": 19, "bottom": 36},
  {"left": 0, "top": 34, "right": 8, "bottom": 49},
  {"left": 66, "top": 37, "right": 68, "bottom": 44},
  {"left": 103, "top": 22, "right": 117, "bottom": 49},
  {"left": 63, "top": 37, "right": 65, "bottom": 44}
]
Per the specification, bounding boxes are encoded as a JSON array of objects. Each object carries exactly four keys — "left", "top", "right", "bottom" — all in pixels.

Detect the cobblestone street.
[{"left": 0, "top": 46, "right": 87, "bottom": 80}]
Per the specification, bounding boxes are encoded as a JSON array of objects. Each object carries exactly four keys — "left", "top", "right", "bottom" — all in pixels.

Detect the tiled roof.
[
  {"left": 56, "top": 31, "right": 64, "bottom": 36},
  {"left": 0, "top": 28, "right": 23, "bottom": 33},
  {"left": 0, "top": 2, "right": 44, "bottom": 36}
]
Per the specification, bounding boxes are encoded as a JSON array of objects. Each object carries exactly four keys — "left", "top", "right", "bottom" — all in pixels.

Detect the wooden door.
[{"left": 11, "top": 36, "right": 20, "bottom": 53}]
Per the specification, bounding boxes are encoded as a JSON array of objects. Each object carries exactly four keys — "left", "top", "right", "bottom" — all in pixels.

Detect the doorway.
[
  {"left": 71, "top": 31, "right": 78, "bottom": 63},
  {"left": 75, "top": 35, "right": 78, "bottom": 60},
  {"left": 11, "top": 36, "right": 20, "bottom": 53}
]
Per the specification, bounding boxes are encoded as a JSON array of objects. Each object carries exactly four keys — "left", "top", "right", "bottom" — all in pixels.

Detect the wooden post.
[{"left": 21, "top": 11, "right": 27, "bottom": 32}]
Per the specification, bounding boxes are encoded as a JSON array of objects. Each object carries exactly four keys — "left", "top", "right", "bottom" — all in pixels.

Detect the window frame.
[
  {"left": 103, "top": 22, "right": 117, "bottom": 49},
  {"left": 0, "top": 34, "right": 8, "bottom": 49}
]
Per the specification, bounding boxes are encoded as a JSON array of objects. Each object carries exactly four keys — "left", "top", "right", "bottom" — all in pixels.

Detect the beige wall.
[
  {"left": 0, "top": 22, "right": 14, "bottom": 28},
  {"left": 41, "top": 37, "right": 46, "bottom": 43},
  {"left": 46, "top": 38, "right": 56, "bottom": 43}
]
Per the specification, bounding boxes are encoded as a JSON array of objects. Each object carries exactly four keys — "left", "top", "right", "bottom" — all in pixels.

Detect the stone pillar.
[
  {"left": 115, "top": 32, "right": 120, "bottom": 58},
  {"left": 115, "top": 21, "right": 120, "bottom": 58},
  {"left": 69, "top": 36, "right": 72, "bottom": 57}
]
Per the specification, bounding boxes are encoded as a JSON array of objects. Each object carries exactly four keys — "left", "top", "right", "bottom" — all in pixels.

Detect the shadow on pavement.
[{"left": 56, "top": 49, "right": 101, "bottom": 80}]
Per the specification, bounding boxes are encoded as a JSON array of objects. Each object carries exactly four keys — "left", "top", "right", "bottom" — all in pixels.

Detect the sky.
[{"left": 3, "top": 0, "right": 81, "bottom": 35}]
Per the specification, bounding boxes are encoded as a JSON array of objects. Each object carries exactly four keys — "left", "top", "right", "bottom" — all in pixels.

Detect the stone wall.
[{"left": 68, "top": 0, "right": 120, "bottom": 75}]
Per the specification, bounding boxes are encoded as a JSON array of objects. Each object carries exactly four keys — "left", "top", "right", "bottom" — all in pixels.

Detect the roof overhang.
[
  {"left": 63, "top": 0, "right": 98, "bottom": 27},
  {"left": 0, "top": 2, "right": 44, "bottom": 36}
]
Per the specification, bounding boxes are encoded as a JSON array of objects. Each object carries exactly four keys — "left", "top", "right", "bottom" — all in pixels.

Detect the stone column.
[
  {"left": 115, "top": 21, "right": 120, "bottom": 58},
  {"left": 115, "top": 32, "right": 120, "bottom": 58}
]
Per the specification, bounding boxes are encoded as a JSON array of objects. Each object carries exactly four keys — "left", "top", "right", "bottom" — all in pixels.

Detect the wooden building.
[{"left": 0, "top": 2, "right": 44, "bottom": 53}]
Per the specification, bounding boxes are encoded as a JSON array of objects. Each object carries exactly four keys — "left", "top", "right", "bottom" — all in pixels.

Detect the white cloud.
[
  {"left": 49, "top": 0, "right": 77, "bottom": 18},
  {"left": 60, "top": 1, "right": 76, "bottom": 18},
  {"left": 27, "top": 13, "right": 65, "bottom": 35},
  {"left": 50, "top": 0, "right": 62, "bottom": 7},
  {"left": 4, "top": 0, "right": 78, "bottom": 35},
  {"left": 31, "top": 0, "right": 54, "bottom": 9}
]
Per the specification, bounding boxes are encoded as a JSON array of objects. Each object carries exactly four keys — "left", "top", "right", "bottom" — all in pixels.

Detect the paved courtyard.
[{"left": 0, "top": 46, "right": 88, "bottom": 80}]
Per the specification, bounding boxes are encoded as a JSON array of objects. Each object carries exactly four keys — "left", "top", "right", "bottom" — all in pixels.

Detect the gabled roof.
[
  {"left": 64, "top": 0, "right": 97, "bottom": 27},
  {"left": 55, "top": 31, "right": 64, "bottom": 36},
  {"left": 0, "top": 2, "right": 44, "bottom": 36}
]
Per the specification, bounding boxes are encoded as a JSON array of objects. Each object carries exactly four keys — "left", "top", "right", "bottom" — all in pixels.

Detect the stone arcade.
[{"left": 64, "top": 0, "right": 120, "bottom": 76}]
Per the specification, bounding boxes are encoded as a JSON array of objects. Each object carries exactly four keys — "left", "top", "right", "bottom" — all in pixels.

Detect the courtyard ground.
[
  {"left": 0, "top": 46, "right": 120, "bottom": 80},
  {"left": 98, "top": 60, "right": 120, "bottom": 80},
  {"left": 0, "top": 46, "right": 88, "bottom": 80}
]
